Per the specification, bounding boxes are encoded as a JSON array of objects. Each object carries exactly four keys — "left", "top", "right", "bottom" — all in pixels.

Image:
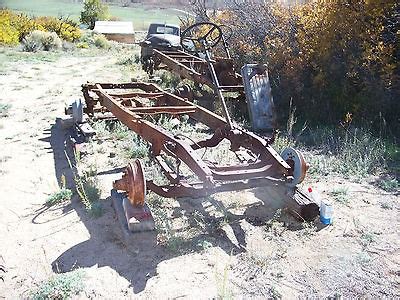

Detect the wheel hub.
[{"left": 113, "top": 160, "right": 146, "bottom": 206}]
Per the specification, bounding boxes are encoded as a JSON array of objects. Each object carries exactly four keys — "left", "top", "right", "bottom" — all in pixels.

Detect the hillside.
[{"left": 0, "top": 0, "right": 185, "bottom": 30}]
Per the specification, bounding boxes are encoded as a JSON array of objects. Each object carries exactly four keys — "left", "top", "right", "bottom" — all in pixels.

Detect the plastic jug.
[{"left": 320, "top": 200, "right": 333, "bottom": 225}]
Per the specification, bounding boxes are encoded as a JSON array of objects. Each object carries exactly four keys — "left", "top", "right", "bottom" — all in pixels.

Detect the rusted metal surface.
[
  {"left": 79, "top": 81, "right": 319, "bottom": 220},
  {"left": 113, "top": 160, "right": 146, "bottom": 207},
  {"left": 81, "top": 82, "right": 295, "bottom": 201},
  {"left": 152, "top": 49, "right": 243, "bottom": 90},
  {"left": 281, "top": 147, "right": 308, "bottom": 187},
  {"left": 77, "top": 21, "right": 319, "bottom": 221},
  {"left": 146, "top": 22, "right": 277, "bottom": 132}
]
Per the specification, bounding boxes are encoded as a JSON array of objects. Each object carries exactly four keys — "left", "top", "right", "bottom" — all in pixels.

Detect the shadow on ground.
[{"left": 36, "top": 119, "right": 313, "bottom": 293}]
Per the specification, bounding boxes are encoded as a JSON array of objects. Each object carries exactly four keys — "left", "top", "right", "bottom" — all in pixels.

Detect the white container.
[
  {"left": 320, "top": 200, "right": 334, "bottom": 225},
  {"left": 307, "top": 187, "right": 321, "bottom": 206}
]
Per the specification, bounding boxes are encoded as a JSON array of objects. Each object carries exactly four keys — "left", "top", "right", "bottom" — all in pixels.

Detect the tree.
[{"left": 80, "top": 0, "right": 109, "bottom": 30}]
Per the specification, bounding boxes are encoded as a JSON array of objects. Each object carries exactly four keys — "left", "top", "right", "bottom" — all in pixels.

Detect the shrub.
[
  {"left": 0, "top": 11, "right": 19, "bottom": 44},
  {"left": 0, "top": 9, "right": 38, "bottom": 44},
  {"left": 0, "top": 9, "right": 81, "bottom": 45},
  {"left": 23, "top": 30, "right": 62, "bottom": 52},
  {"left": 76, "top": 41, "right": 89, "bottom": 49},
  {"left": 46, "top": 188, "right": 73, "bottom": 206},
  {"left": 207, "top": 1, "right": 400, "bottom": 137},
  {"left": 31, "top": 269, "right": 85, "bottom": 300},
  {"left": 94, "top": 34, "right": 109, "bottom": 49},
  {"left": 41, "top": 31, "right": 63, "bottom": 51},
  {"left": 35, "top": 16, "right": 81, "bottom": 42},
  {"left": 46, "top": 175, "right": 73, "bottom": 206},
  {"left": 78, "top": 31, "right": 109, "bottom": 49},
  {"left": 80, "top": 0, "right": 109, "bottom": 30}
]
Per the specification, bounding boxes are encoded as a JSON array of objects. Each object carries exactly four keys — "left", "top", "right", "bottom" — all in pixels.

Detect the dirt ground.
[{"left": 0, "top": 45, "right": 399, "bottom": 299}]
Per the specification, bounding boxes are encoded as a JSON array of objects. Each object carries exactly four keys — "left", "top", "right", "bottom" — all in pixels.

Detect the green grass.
[
  {"left": 304, "top": 127, "right": 389, "bottom": 179},
  {"left": 2, "top": 0, "right": 183, "bottom": 30},
  {"left": 31, "top": 269, "right": 85, "bottom": 300},
  {"left": 46, "top": 188, "right": 73, "bottom": 206},
  {"left": 330, "top": 187, "right": 349, "bottom": 205},
  {"left": 0, "top": 47, "right": 62, "bottom": 68},
  {"left": 65, "top": 150, "right": 103, "bottom": 217},
  {"left": 360, "top": 232, "right": 376, "bottom": 248},
  {"left": 378, "top": 177, "right": 399, "bottom": 192}
]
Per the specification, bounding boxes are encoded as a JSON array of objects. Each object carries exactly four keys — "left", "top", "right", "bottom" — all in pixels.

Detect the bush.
[
  {"left": 35, "top": 16, "right": 81, "bottom": 42},
  {"left": 46, "top": 188, "right": 73, "bottom": 206},
  {"left": 0, "top": 9, "right": 81, "bottom": 45},
  {"left": 31, "top": 269, "right": 85, "bottom": 300},
  {"left": 94, "top": 34, "right": 109, "bottom": 49},
  {"left": 76, "top": 41, "right": 89, "bottom": 49},
  {"left": 0, "top": 10, "right": 43, "bottom": 43},
  {"left": 0, "top": 10, "right": 19, "bottom": 44},
  {"left": 79, "top": 31, "right": 109, "bottom": 49},
  {"left": 23, "top": 30, "right": 62, "bottom": 52},
  {"left": 80, "top": 0, "right": 109, "bottom": 30},
  {"left": 208, "top": 1, "right": 400, "bottom": 137}
]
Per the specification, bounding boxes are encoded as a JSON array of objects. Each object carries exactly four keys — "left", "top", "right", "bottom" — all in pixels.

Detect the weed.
[
  {"left": 146, "top": 192, "right": 163, "bottom": 207},
  {"left": 380, "top": 201, "right": 393, "bottom": 210},
  {"left": 330, "top": 187, "right": 349, "bottom": 205},
  {"left": 378, "top": 177, "right": 399, "bottom": 193},
  {"left": 357, "top": 251, "right": 371, "bottom": 265},
  {"left": 117, "top": 54, "right": 139, "bottom": 65},
  {"left": 192, "top": 209, "right": 207, "bottom": 231},
  {"left": 123, "top": 135, "right": 149, "bottom": 159},
  {"left": 305, "top": 127, "right": 388, "bottom": 178},
  {"left": 273, "top": 131, "right": 295, "bottom": 154},
  {"left": 76, "top": 41, "right": 89, "bottom": 49},
  {"left": 46, "top": 189, "right": 73, "bottom": 206},
  {"left": 264, "top": 210, "right": 287, "bottom": 238},
  {"left": 84, "top": 163, "right": 98, "bottom": 178},
  {"left": 31, "top": 269, "right": 85, "bottom": 300},
  {"left": 0, "top": 103, "right": 11, "bottom": 118},
  {"left": 88, "top": 201, "right": 103, "bottom": 218},
  {"left": 301, "top": 221, "right": 317, "bottom": 237},
  {"left": 46, "top": 175, "right": 73, "bottom": 206},
  {"left": 90, "top": 120, "right": 109, "bottom": 138},
  {"left": 65, "top": 150, "right": 103, "bottom": 217},
  {"left": 215, "top": 262, "right": 232, "bottom": 300},
  {"left": 157, "top": 70, "right": 180, "bottom": 90},
  {"left": 147, "top": 193, "right": 186, "bottom": 252},
  {"left": 360, "top": 232, "right": 376, "bottom": 247},
  {"left": 112, "top": 126, "right": 129, "bottom": 141}
]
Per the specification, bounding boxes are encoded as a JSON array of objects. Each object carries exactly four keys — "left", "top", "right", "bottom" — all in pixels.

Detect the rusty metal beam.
[
  {"left": 94, "top": 84, "right": 215, "bottom": 184},
  {"left": 128, "top": 106, "right": 196, "bottom": 114}
]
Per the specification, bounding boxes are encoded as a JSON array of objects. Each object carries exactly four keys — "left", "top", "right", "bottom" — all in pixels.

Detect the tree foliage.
[
  {"left": 206, "top": 1, "right": 399, "bottom": 137},
  {"left": 80, "top": 0, "right": 109, "bottom": 30},
  {"left": 0, "top": 9, "right": 81, "bottom": 45}
]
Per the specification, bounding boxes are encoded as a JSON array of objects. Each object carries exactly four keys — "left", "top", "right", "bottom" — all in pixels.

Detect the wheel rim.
[
  {"left": 281, "top": 147, "right": 308, "bottom": 187},
  {"left": 113, "top": 159, "right": 146, "bottom": 206}
]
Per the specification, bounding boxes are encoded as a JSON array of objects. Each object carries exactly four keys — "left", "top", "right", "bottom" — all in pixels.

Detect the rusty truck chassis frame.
[
  {"left": 82, "top": 82, "right": 295, "bottom": 200},
  {"left": 77, "top": 22, "right": 318, "bottom": 221}
]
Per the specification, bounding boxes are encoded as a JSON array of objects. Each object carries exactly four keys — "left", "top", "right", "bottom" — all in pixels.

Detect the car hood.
[{"left": 148, "top": 34, "right": 181, "bottom": 46}]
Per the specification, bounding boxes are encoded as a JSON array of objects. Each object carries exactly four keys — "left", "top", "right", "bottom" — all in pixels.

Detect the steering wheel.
[{"left": 180, "top": 22, "right": 223, "bottom": 53}]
